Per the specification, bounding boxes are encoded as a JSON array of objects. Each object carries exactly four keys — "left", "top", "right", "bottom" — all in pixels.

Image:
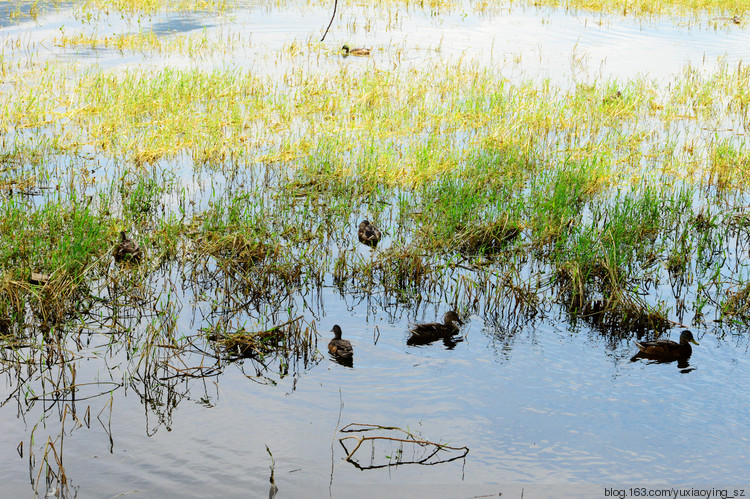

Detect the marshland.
[{"left": 1, "top": 0, "right": 750, "bottom": 496}]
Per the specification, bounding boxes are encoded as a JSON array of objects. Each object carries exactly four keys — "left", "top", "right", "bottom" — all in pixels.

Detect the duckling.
[
  {"left": 341, "top": 44, "right": 371, "bottom": 57},
  {"left": 631, "top": 329, "right": 699, "bottom": 363},
  {"left": 407, "top": 310, "right": 463, "bottom": 345},
  {"left": 328, "top": 325, "right": 354, "bottom": 360},
  {"left": 358, "top": 220, "right": 382, "bottom": 248},
  {"left": 113, "top": 231, "right": 143, "bottom": 263}
]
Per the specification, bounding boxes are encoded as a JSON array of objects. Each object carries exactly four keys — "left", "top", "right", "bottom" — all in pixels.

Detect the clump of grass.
[
  {"left": 707, "top": 139, "right": 750, "bottom": 190},
  {"left": 345, "top": 244, "right": 431, "bottom": 297},
  {"left": 0, "top": 272, "right": 29, "bottom": 336},
  {"left": 551, "top": 182, "right": 693, "bottom": 329},
  {"left": 528, "top": 159, "right": 607, "bottom": 251},
  {"left": 454, "top": 215, "right": 522, "bottom": 256},
  {"left": 79, "top": 0, "right": 232, "bottom": 16},
  {"left": 722, "top": 282, "right": 750, "bottom": 319},
  {"left": 199, "top": 233, "right": 274, "bottom": 269},
  {"left": 413, "top": 177, "right": 485, "bottom": 252},
  {"left": 666, "top": 233, "right": 691, "bottom": 275},
  {"left": 0, "top": 194, "right": 114, "bottom": 329},
  {"left": 53, "top": 29, "right": 242, "bottom": 56},
  {"left": 578, "top": 298, "right": 671, "bottom": 334},
  {"left": 208, "top": 317, "right": 319, "bottom": 370},
  {"left": 117, "top": 166, "right": 174, "bottom": 222}
]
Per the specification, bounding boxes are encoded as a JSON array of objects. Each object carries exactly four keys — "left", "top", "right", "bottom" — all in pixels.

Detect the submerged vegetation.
[
  {"left": 3, "top": 0, "right": 750, "bottom": 493},
  {"left": 3, "top": 8, "right": 750, "bottom": 342},
  {"left": 4, "top": 52, "right": 749, "bottom": 326}
]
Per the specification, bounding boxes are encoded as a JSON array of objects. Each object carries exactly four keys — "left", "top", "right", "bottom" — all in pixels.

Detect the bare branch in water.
[
  {"left": 320, "top": 0, "right": 338, "bottom": 42},
  {"left": 338, "top": 423, "right": 469, "bottom": 470}
]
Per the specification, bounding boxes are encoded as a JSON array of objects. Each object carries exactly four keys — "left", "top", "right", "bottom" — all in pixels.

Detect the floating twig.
[{"left": 338, "top": 423, "right": 468, "bottom": 470}]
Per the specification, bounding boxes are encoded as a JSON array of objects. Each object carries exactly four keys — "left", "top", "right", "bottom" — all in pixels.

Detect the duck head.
[
  {"left": 680, "top": 330, "right": 699, "bottom": 345},
  {"left": 443, "top": 310, "right": 463, "bottom": 326},
  {"left": 331, "top": 324, "right": 343, "bottom": 339}
]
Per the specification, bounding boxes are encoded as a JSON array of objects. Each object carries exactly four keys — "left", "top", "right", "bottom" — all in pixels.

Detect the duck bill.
[{"left": 690, "top": 339, "right": 699, "bottom": 345}]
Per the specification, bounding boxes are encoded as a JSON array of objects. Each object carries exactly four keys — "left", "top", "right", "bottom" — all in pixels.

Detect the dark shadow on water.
[
  {"left": 630, "top": 352, "right": 696, "bottom": 373},
  {"left": 151, "top": 14, "right": 214, "bottom": 35},
  {"left": 329, "top": 354, "right": 353, "bottom": 368},
  {"left": 406, "top": 333, "right": 463, "bottom": 349}
]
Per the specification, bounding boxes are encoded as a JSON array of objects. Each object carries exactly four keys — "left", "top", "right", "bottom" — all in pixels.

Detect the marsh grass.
[
  {"left": 722, "top": 281, "right": 750, "bottom": 319},
  {"left": 532, "top": 0, "right": 750, "bottom": 17},
  {"left": 5, "top": 3, "right": 750, "bottom": 491},
  {"left": 53, "top": 29, "right": 242, "bottom": 56},
  {"left": 80, "top": 0, "right": 232, "bottom": 15},
  {"left": 454, "top": 216, "right": 522, "bottom": 256},
  {"left": 0, "top": 0, "right": 748, "bottom": 430},
  {"left": 2, "top": 50, "right": 750, "bottom": 336},
  {"left": 267, "top": 0, "right": 750, "bottom": 19},
  {"left": 5, "top": 57, "right": 750, "bottom": 191},
  {"left": 208, "top": 316, "right": 318, "bottom": 364},
  {"left": 4, "top": 53, "right": 747, "bottom": 332}
]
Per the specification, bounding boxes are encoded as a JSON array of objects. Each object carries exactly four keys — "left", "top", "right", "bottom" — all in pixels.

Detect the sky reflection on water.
[{"left": 1, "top": 1, "right": 750, "bottom": 497}]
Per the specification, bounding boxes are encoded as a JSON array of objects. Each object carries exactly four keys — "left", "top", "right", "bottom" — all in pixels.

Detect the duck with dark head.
[
  {"left": 407, "top": 310, "right": 464, "bottom": 346},
  {"left": 631, "top": 329, "right": 699, "bottom": 364},
  {"left": 329, "top": 325, "right": 354, "bottom": 367}
]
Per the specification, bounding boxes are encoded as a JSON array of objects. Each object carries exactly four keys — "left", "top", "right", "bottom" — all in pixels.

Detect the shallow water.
[
  {"left": 2, "top": 287, "right": 750, "bottom": 497},
  {"left": 2, "top": 1, "right": 750, "bottom": 497},
  {"left": 5, "top": 1, "right": 750, "bottom": 79}
]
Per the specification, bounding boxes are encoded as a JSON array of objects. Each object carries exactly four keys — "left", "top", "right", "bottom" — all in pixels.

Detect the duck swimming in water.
[
  {"left": 341, "top": 44, "right": 371, "bottom": 57},
  {"left": 113, "top": 231, "right": 143, "bottom": 263},
  {"left": 329, "top": 325, "right": 354, "bottom": 363},
  {"left": 358, "top": 220, "right": 382, "bottom": 248},
  {"left": 407, "top": 310, "right": 463, "bottom": 346},
  {"left": 631, "top": 329, "right": 699, "bottom": 363}
]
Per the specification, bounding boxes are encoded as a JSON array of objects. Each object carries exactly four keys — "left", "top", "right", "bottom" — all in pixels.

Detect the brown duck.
[
  {"left": 341, "top": 44, "right": 371, "bottom": 57},
  {"left": 631, "top": 330, "right": 699, "bottom": 362},
  {"left": 113, "top": 231, "right": 143, "bottom": 263},
  {"left": 328, "top": 325, "right": 354, "bottom": 360},
  {"left": 358, "top": 220, "right": 382, "bottom": 248},
  {"left": 407, "top": 310, "right": 463, "bottom": 345}
]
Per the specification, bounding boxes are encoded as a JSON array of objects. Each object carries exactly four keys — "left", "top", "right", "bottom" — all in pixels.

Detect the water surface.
[{"left": 1, "top": 1, "right": 749, "bottom": 497}]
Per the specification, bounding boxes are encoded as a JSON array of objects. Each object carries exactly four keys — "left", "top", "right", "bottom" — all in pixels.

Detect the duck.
[
  {"left": 328, "top": 325, "right": 354, "bottom": 360},
  {"left": 113, "top": 231, "right": 143, "bottom": 263},
  {"left": 341, "top": 44, "right": 371, "bottom": 57},
  {"left": 631, "top": 329, "right": 699, "bottom": 362},
  {"left": 407, "top": 310, "right": 464, "bottom": 345},
  {"left": 358, "top": 220, "right": 382, "bottom": 248}
]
